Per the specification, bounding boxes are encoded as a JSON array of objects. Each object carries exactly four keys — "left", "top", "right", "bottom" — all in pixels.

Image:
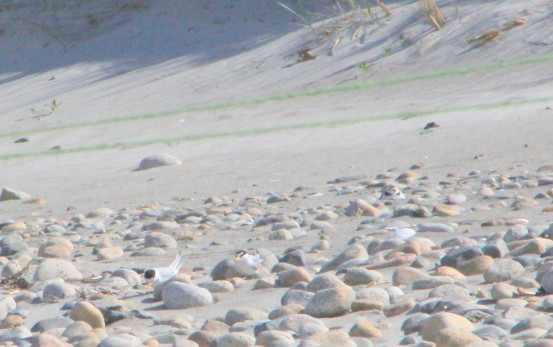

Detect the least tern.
[
  {"left": 379, "top": 184, "right": 406, "bottom": 200},
  {"left": 234, "top": 250, "right": 263, "bottom": 277},
  {"left": 144, "top": 251, "right": 185, "bottom": 287}
]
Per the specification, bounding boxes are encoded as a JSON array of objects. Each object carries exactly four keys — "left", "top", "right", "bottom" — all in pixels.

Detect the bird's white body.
[
  {"left": 234, "top": 252, "right": 263, "bottom": 277},
  {"left": 147, "top": 251, "right": 185, "bottom": 287}
]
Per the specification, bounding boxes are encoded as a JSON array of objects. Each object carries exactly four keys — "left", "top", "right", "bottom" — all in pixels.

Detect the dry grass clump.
[{"left": 419, "top": 0, "right": 446, "bottom": 30}]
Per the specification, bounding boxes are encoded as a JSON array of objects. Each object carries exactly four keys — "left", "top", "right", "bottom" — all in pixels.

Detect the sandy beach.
[{"left": 1, "top": 0, "right": 553, "bottom": 346}]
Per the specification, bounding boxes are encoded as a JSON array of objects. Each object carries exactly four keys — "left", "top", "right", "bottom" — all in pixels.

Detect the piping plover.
[
  {"left": 144, "top": 251, "right": 185, "bottom": 287},
  {"left": 379, "top": 184, "right": 406, "bottom": 200},
  {"left": 234, "top": 250, "right": 263, "bottom": 277}
]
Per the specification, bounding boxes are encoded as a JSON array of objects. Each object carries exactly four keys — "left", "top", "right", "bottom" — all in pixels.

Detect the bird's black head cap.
[{"left": 144, "top": 269, "right": 156, "bottom": 280}]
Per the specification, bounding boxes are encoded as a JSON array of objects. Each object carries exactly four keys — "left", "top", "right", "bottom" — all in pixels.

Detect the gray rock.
[
  {"left": 0, "top": 326, "right": 32, "bottom": 343},
  {"left": 62, "top": 321, "right": 93, "bottom": 340},
  {"left": 212, "top": 332, "right": 255, "bottom": 347},
  {"left": 99, "top": 333, "right": 143, "bottom": 347},
  {"left": 281, "top": 289, "right": 314, "bottom": 306},
  {"left": 428, "top": 284, "right": 471, "bottom": 301},
  {"left": 0, "top": 188, "right": 30, "bottom": 201},
  {"left": 225, "top": 307, "right": 268, "bottom": 326},
  {"left": 484, "top": 259, "right": 525, "bottom": 283},
  {"left": 356, "top": 287, "right": 390, "bottom": 303},
  {"left": 0, "top": 296, "right": 16, "bottom": 320},
  {"left": 162, "top": 282, "right": 212, "bottom": 309},
  {"left": 280, "top": 250, "right": 307, "bottom": 266},
  {"left": 31, "top": 316, "right": 74, "bottom": 332},
  {"left": 131, "top": 247, "right": 166, "bottom": 257},
  {"left": 319, "top": 243, "right": 368, "bottom": 272},
  {"left": 510, "top": 315, "right": 553, "bottom": 334},
  {"left": 144, "top": 233, "right": 177, "bottom": 248},
  {"left": 304, "top": 286, "right": 355, "bottom": 317},
  {"left": 198, "top": 280, "right": 234, "bottom": 293},
  {"left": 401, "top": 313, "right": 429, "bottom": 334},
  {"left": 472, "top": 325, "right": 508, "bottom": 342},
  {"left": 306, "top": 273, "right": 346, "bottom": 292},
  {"left": 269, "top": 229, "right": 294, "bottom": 240},
  {"left": 503, "top": 225, "right": 529, "bottom": 242},
  {"left": 211, "top": 258, "right": 235, "bottom": 280},
  {"left": 482, "top": 239, "right": 509, "bottom": 258},
  {"left": 441, "top": 246, "right": 483, "bottom": 268},
  {"left": 135, "top": 154, "right": 182, "bottom": 171},
  {"left": 266, "top": 314, "right": 328, "bottom": 338},
  {"left": 110, "top": 269, "right": 142, "bottom": 288},
  {"left": 33, "top": 259, "right": 82, "bottom": 282},
  {"left": 255, "top": 330, "right": 294, "bottom": 346},
  {"left": 42, "top": 279, "right": 78, "bottom": 301},
  {"left": 418, "top": 223, "right": 454, "bottom": 233},
  {"left": 412, "top": 276, "right": 454, "bottom": 290}
]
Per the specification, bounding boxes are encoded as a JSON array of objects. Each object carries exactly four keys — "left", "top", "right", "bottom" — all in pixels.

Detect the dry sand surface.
[{"left": 1, "top": 0, "right": 553, "bottom": 346}]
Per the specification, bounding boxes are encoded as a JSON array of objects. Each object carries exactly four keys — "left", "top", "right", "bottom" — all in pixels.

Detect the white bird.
[
  {"left": 379, "top": 185, "right": 406, "bottom": 200},
  {"left": 144, "top": 251, "right": 185, "bottom": 287},
  {"left": 385, "top": 227, "right": 417, "bottom": 240},
  {"left": 234, "top": 250, "right": 263, "bottom": 277}
]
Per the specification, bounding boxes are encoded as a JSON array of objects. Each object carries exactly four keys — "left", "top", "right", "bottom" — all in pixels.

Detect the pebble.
[
  {"left": 70, "top": 301, "right": 105, "bottom": 329},
  {"left": 162, "top": 283, "right": 213, "bottom": 309},
  {"left": 33, "top": 259, "right": 83, "bottom": 281},
  {"left": 483, "top": 259, "right": 525, "bottom": 283},
  {"left": 225, "top": 307, "right": 268, "bottom": 326},
  {"left": 383, "top": 297, "right": 415, "bottom": 317},
  {"left": 304, "top": 286, "right": 355, "bottom": 317},
  {"left": 277, "top": 267, "right": 312, "bottom": 287},
  {"left": 0, "top": 188, "right": 31, "bottom": 201},
  {"left": 135, "top": 154, "right": 182, "bottom": 171},
  {"left": 42, "top": 279, "right": 78, "bottom": 302}
]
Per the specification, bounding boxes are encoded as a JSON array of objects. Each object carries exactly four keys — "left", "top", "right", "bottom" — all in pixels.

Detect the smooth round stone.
[
  {"left": 491, "top": 283, "right": 519, "bottom": 300},
  {"left": 0, "top": 326, "right": 31, "bottom": 343},
  {"left": 344, "top": 268, "right": 382, "bottom": 286},
  {"left": 510, "top": 316, "right": 553, "bottom": 334},
  {"left": 162, "top": 283, "right": 212, "bottom": 309},
  {"left": 99, "top": 333, "right": 143, "bottom": 347},
  {"left": 421, "top": 312, "right": 474, "bottom": 344},
  {"left": 513, "top": 254, "right": 541, "bottom": 267},
  {"left": 401, "top": 313, "right": 429, "bottom": 334},
  {"left": 392, "top": 267, "right": 429, "bottom": 286},
  {"left": 434, "top": 266, "right": 466, "bottom": 280},
  {"left": 482, "top": 240, "right": 509, "bottom": 258},
  {"left": 483, "top": 259, "right": 525, "bottom": 283},
  {"left": 511, "top": 328, "right": 548, "bottom": 340},
  {"left": 412, "top": 276, "right": 454, "bottom": 290},
  {"left": 255, "top": 330, "right": 294, "bottom": 346},
  {"left": 212, "top": 332, "right": 255, "bottom": 347},
  {"left": 306, "top": 273, "right": 345, "bottom": 292},
  {"left": 319, "top": 244, "right": 368, "bottom": 272},
  {"left": 253, "top": 276, "right": 276, "bottom": 290},
  {"left": 457, "top": 255, "right": 495, "bottom": 276},
  {"left": 281, "top": 289, "right": 313, "bottom": 306},
  {"left": 198, "top": 280, "right": 234, "bottom": 293},
  {"left": 383, "top": 298, "right": 415, "bottom": 317},
  {"left": 131, "top": 247, "right": 166, "bottom": 257},
  {"left": 31, "top": 316, "right": 73, "bottom": 332},
  {"left": 269, "top": 229, "right": 294, "bottom": 240},
  {"left": 495, "top": 299, "right": 528, "bottom": 310},
  {"left": 351, "top": 299, "right": 384, "bottom": 312},
  {"left": 277, "top": 267, "right": 312, "bottom": 287},
  {"left": 272, "top": 220, "right": 301, "bottom": 230},
  {"left": 271, "top": 314, "right": 328, "bottom": 338},
  {"left": 345, "top": 199, "right": 381, "bottom": 217},
  {"left": 62, "top": 321, "right": 93, "bottom": 340},
  {"left": 472, "top": 325, "right": 508, "bottom": 341},
  {"left": 268, "top": 304, "right": 304, "bottom": 320},
  {"left": 503, "top": 225, "right": 529, "bottom": 242},
  {"left": 70, "top": 301, "right": 105, "bottom": 329},
  {"left": 304, "top": 286, "right": 355, "bottom": 317},
  {"left": 225, "top": 307, "right": 267, "bottom": 326},
  {"left": 429, "top": 284, "right": 471, "bottom": 301},
  {"left": 44, "top": 224, "right": 67, "bottom": 234},
  {"left": 349, "top": 319, "right": 381, "bottom": 338},
  {"left": 446, "top": 194, "right": 467, "bottom": 204},
  {"left": 97, "top": 246, "right": 123, "bottom": 260},
  {"left": 136, "top": 154, "right": 182, "bottom": 171},
  {"left": 154, "top": 314, "right": 193, "bottom": 329},
  {"left": 42, "top": 279, "right": 77, "bottom": 302},
  {"left": 0, "top": 296, "right": 17, "bottom": 320},
  {"left": 37, "top": 245, "right": 71, "bottom": 259},
  {"left": 0, "top": 315, "right": 24, "bottom": 329},
  {"left": 189, "top": 331, "right": 218, "bottom": 347},
  {"left": 110, "top": 269, "right": 142, "bottom": 288},
  {"left": 441, "top": 247, "right": 483, "bottom": 268},
  {"left": 144, "top": 232, "right": 177, "bottom": 248},
  {"left": 280, "top": 250, "right": 307, "bottom": 266},
  {"left": 356, "top": 287, "right": 389, "bottom": 303},
  {"left": 33, "top": 259, "right": 82, "bottom": 282}
]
